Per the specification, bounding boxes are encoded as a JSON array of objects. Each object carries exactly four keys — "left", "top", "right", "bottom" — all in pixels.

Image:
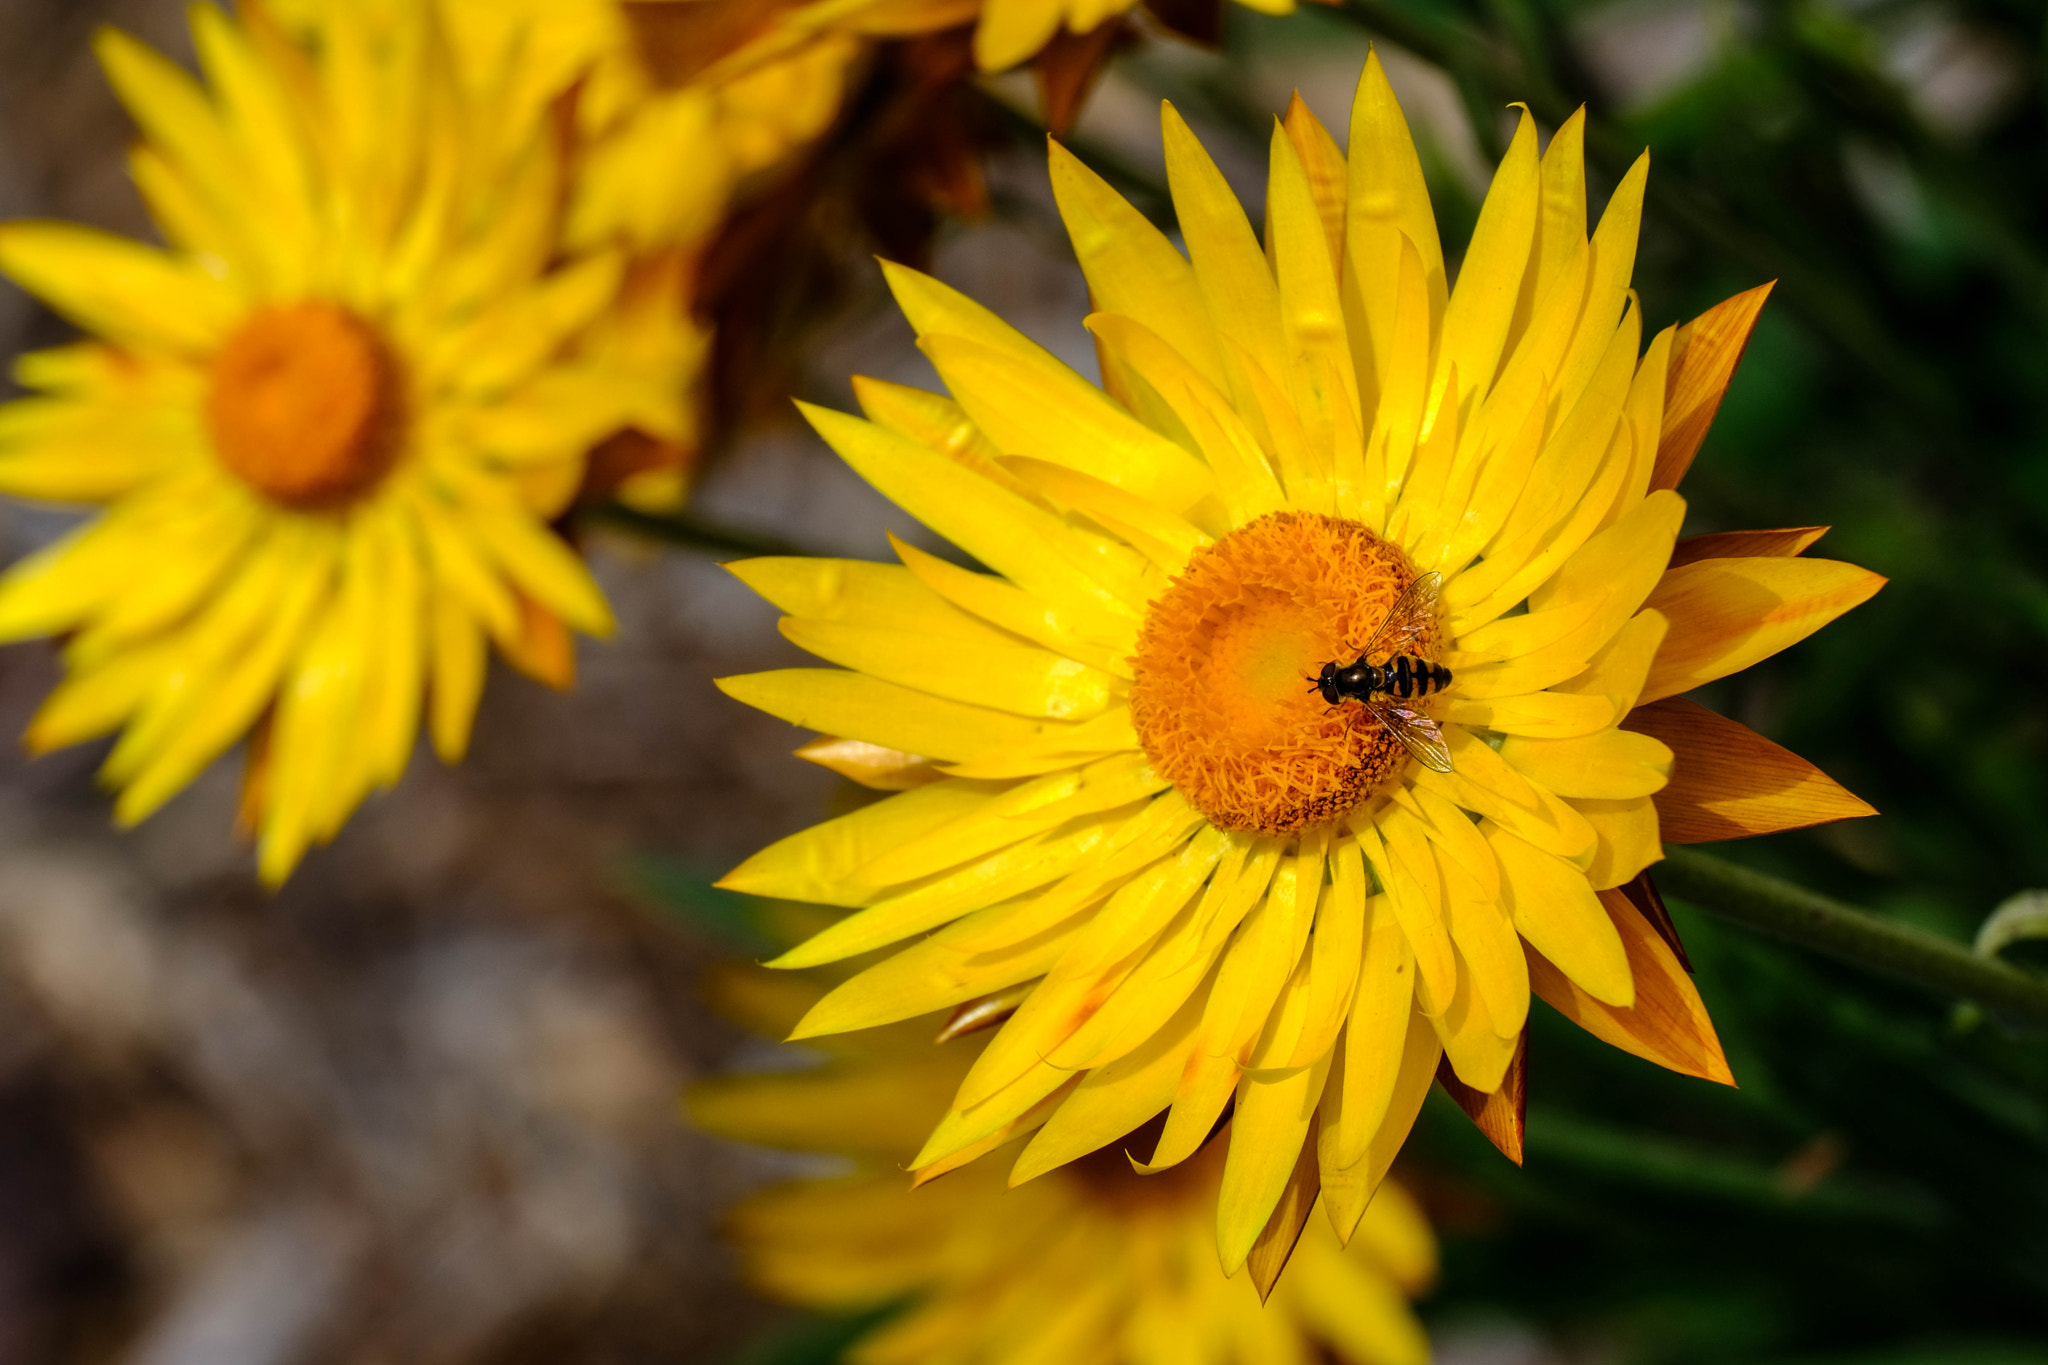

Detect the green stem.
[
  {"left": 1657, "top": 847, "right": 2048, "bottom": 1028},
  {"left": 581, "top": 502, "right": 816, "bottom": 560}
]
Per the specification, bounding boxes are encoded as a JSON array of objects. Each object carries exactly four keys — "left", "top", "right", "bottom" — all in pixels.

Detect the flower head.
[
  {"left": 0, "top": 2, "right": 692, "bottom": 881},
  {"left": 692, "top": 963, "right": 1436, "bottom": 1364},
  {"left": 718, "top": 57, "right": 1884, "bottom": 1275}
]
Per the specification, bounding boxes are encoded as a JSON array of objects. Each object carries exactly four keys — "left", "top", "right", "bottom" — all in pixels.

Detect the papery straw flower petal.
[
  {"left": 0, "top": 2, "right": 693, "bottom": 882},
  {"left": 718, "top": 55, "right": 1883, "bottom": 1275},
  {"left": 692, "top": 962, "right": 1436, "bottom": 1362}
]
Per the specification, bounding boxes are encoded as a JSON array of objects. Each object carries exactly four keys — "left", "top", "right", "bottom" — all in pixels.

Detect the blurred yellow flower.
[
  {"left": 420, "top": 0, "right": 864, "bottom": 253},
  {"left": 0, "top": 3, "right": 689, "bottom": 882},
  {"left": 717, "top": 56, "right": 1884, "bottom": 1272},
  {"left": 691, "top": 963, "right": 1435, "bottom": 1363},
  {"left": 791, "top": 0, "right": 1300, "bottom": 73}
]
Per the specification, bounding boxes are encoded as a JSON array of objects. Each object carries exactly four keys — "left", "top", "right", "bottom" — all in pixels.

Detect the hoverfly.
[{"left": 1307, "top": 571, "right": 1454, "bottom": 774}]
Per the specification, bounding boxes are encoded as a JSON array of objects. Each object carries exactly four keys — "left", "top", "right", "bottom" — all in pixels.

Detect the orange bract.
[
  {"left": 1130, "top": 511, "right": 1434, "bottom": 836},
  {"left": 205, "top": 303, "right": 403, "bottom": 510}
]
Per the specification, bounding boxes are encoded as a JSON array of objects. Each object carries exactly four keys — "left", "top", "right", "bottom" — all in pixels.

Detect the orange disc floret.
[
  {"left": 206, "top": 302, "right": 404, "bottom": 510},
  {"left": 1130, "top": 511, "right": 1440, "bottom": 836}
]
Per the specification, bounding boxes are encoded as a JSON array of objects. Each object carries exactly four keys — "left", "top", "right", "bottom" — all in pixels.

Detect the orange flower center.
[
  {"left": 1130, "top": 511, "right": 1437, "bottom": 836},
  {"left": 206, "top": 303, "right": 402, "bottom": 510}
]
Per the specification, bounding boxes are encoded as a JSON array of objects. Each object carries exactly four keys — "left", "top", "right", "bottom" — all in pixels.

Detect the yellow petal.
[
  {"left": 1002, "top": 456, "right": 1209, "bottom": 574},
  {"left": 1049, "top": 138, "right": 1225, "bottom": 390},
  {"left": 1414, "top": 727, "right": 1598, "bottom": 863},
  {"left": 112, "top": 528, "right": 335, "bottom": 828},
  {"left": 1321, "top": 896, "right": 1416, "bottom": 1171},
  {"left": 1199, "top": 843, "right": 1319, "bottom": 1064},
  {"left": 775, "top": 824, "right": 1107, "bottom": 971},
  {"left": 1639, "top": 556, "right": 1887, "bottom": 703},
  {"left": 0, "top": 222, "right": 240, "bottom": 355},
  {"left": 730, "top": 555, "right": 1011, "bottom": 640},
  {"left": 1431, "top": 109, "right": 1538, "bottom": 413},
  {"left": 1085, "top": 313, "right": 1286, "bottom": 525},
  {"left": 1524, "top": 107, "right": 1588, "bottom": 345},
  {"left": 800, "top": 403, "right": 1138, "bottom": 636},
  {"left": 1268, "top": 121, "right": 1359, "bottom": 511},
  {"left": 1570, "top": 794, "right": 1665, "bottom": 890},
  {"left": 1047, "top": 835, "right": 1281, "bottom": 1071},
  {"left": 1281, "top": 94, "right": 1347, "bottom": 272},
  {"left": 1343, "top": 52, "right": 1447, "bottom": 416},
  {"left": 857, "top": 766, "right": 1180, "bottom": 914},
  {"left": 974, "top": 0, "right": 1063, "bottom": 69},
  {"left": 793, "top": 895, "right": 1080, "bottom": 1037},
  {"left": 428, "top": 588, "right": 486, "bottom": 762},
  {"left": 912, "top": 1057, "right": 1074, "bottom": 1171},
  {"left": 721, "top": 777, "right": 1004, "bottom": 907},
  {"left": 1553, "top": 151, "right": 1649, "bottom": 415},
  {"left": 1010, "top": 979, "right": 1210, "bottom": 1185},
  {"left": 1363, "top": 234, "right": 1434, "bottom": 530},
  {"left": 1485, "top": 822, "right": 1633, "bottom": 1007},
  {"left": 1318, "top": 1008, "right": 1439, "bottom": 1242},
  {"left": 1445, "top": 690, "right": 1615, "bottom": 738},
  {"left": 1255, "top": 835, "right": 1367, "bottom": 1072},
  {"left": 956, "top": 828, "right": 1223, "bottom": 1108},
  {"left": 920, "top": 331, "right": 1216, "bottom": 517},
  {"left": 891, "top": 534, "right": 1131, "bottom": 677},
  {"left": 1499, "top": 727, "right": 1674, "bottom": 800},
  {"left": 1162, "top": 102, "right": 1290, "bottom": 443},
  {"left": 1450, "top": 490, "right": 1684, "bottom": 697},
  {"left": 1428, "top": 957, "right": 1519, "bottom": 1091},
  {"left": 1435, "top": 844, "right": 1528, "bottom": 1039},
  {"left": 1550, "top": 607, "right": 1668, "bottom": 716},
  {"left": 780, "top": 617, "right": 1118, "bottom": 723},
  {"left": 469, "top": 500, "right": 613, "bottom": 638},
  {"left": 188, "top": 4, "right": 314, "bottom": 233},
  {"left": 852, "top": 374, "right": 1005, "bottom": 465},
  {"left": 0, "top": 393, "right": 188, "bottom": 501},
  {"left": 720, "top": 664, "right": 1085, "bottom": 766},
  {"left": 1353, "top": 813, "right": 1455, "bottom": 1012},
  {"left": 1219, "top": 1055, "right": 1331, "bottom": 1276},
  {"left": 1624, "top": 696, "right": 1877, "bottom": 841},
  {"left": 1402, "top": 784, "right": 1501, "bottom": 899},
  {"left": 405, "top": 485, "right": 521, "bottom": 643}
]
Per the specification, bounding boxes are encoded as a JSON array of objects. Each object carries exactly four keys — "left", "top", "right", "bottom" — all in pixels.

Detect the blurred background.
[{"left": 3, "top": 0, "right": 2048, "bottom": 1361}]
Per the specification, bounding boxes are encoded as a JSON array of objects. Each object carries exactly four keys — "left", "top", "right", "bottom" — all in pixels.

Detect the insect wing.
[
  {"left": 1360, "top": 571, "right": 1442, "bottom": 662},
  {"left": 1364, "top": 695, "right": 1454, "bottom": 773}
]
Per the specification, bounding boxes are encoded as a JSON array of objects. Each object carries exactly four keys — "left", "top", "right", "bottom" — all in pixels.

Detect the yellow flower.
[
  {"left": 691, "top": 963, "right": 1436, "bottom": 1364},
  {"left": 717, "top": 56, "right": 1886, "bottom": 1274},
  {"left": 0, "top": 3, "right": 684, "bottom": 882}
]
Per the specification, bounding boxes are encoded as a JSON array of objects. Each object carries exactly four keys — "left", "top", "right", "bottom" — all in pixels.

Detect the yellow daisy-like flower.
[
  {"left": 0, "top": 3, "right": 686, "bottom": 882},
  {"left": 718, "top": 54, "right": 1886, "bottom": 1276},
  {"left": 691, "top": 963, "right": 1436, "bottom": 1364}
]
